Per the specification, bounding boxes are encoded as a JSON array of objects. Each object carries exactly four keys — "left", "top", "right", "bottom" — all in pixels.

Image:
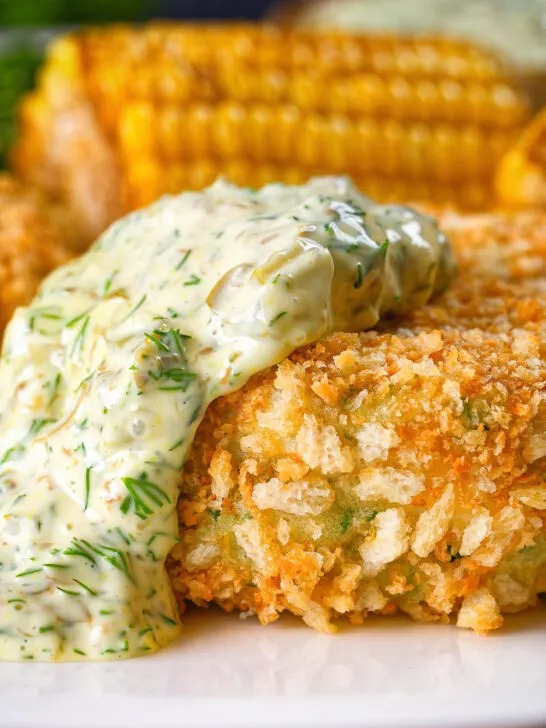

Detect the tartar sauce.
[{"left": 0, "top": 177, "right": 455, "bottom": 660}]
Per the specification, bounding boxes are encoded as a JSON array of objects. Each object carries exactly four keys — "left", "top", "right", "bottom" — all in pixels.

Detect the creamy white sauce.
[{"left": 0, "top": 177, "right": 455, "bottom": 661}]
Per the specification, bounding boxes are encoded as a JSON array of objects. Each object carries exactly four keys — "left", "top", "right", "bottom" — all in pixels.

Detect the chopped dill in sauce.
[{"left": 0, "top": 177, "right": 455, "bottom": 661}]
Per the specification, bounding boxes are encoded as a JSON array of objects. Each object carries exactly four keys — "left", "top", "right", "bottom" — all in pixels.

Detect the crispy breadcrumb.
[
  {"left": 0, "top": 175, "right": 72, "bottom": 335},
  {"left": 167, "top": 211, "right": 546, "bottom": 635}
]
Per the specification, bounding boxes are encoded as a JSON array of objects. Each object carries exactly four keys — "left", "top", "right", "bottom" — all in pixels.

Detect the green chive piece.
[
  {"left": 84, "top": 467, "right": 92, "bottom": 511},
  {"left": 15, "top": 567, "right": 43, "bottom": 578},
  {"left": 183, "top": 274, "right": 201, "bottom": 286},
  {"left": 175, "top": 250, "right": 192, "bottom": 271}
]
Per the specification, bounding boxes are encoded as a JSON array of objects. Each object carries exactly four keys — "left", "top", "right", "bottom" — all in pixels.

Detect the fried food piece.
[
  {"left": 168, "top": 211, "right": 546, "bottom": 635},
  {"left": 0, "top": 175, "right": 72, "bottom": 334}
]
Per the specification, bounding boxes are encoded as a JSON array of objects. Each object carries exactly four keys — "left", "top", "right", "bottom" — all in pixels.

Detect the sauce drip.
[{"left": 0, "top": 177, "right": 455, "bottom": 660}]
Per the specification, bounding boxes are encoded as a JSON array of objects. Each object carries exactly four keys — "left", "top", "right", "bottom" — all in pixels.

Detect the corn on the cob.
[
  {"left": 12, "top": 23, "right": 530, "bottom": 242},
  {"left": 496, "top": 109, "right": 546, "bottom": 209},
  {"left": 280, "top": 0, "right": 546, "bottom": 77},
  {"left": 125, "top": 157, "right": 493, "bottom": 213}
]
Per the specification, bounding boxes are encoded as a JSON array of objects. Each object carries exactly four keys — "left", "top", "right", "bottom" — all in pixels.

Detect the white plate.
[{"left": 2, "top": 605, "right": 546, "bottom": 728}]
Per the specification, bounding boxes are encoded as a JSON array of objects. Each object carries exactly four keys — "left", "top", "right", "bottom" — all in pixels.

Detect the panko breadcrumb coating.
[
  {"left": 168, "top": 211, "right": 546, "bottom": 635},
  {"left": 0, "top": 175, "right": 72, "bottom": 334}
]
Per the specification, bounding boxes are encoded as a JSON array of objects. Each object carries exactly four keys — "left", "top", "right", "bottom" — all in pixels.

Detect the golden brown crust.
[
  {"left": 0, "top": 174, "right": 72, "bottom": 334},
  {"left": 168, "top": 211, "right": 546, "bottom": 635}
]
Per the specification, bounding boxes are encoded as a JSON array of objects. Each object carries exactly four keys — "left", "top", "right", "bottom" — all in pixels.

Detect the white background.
[{"left": 2, "top": 605, "right": 546, "bottom": 728}]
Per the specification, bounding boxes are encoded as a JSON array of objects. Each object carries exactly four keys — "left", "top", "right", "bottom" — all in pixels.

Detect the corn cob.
[
  {"left": 496, "top": 109, "right": 546, "bottom": 209},
  {"left": 12, "top": 23, "right": 530, "bottom": 243},
  {"left": 126, "top": 158, "right": 493, "bottom": 213}
]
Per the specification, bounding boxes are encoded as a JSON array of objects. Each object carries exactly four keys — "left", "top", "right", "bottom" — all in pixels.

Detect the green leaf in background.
[
  {"left": 0, "top": 0, "right": 152, "bottom": 168},
  {"left": 0, "top": 43, "right": 43, "bottom": 168},
  {"left": 0, "top": 0, "right": 150, "bottom": 25}
]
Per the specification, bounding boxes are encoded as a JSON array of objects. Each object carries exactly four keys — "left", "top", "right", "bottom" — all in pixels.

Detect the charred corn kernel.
[{"left": 12, "top": 22, "right": 530, "bottom": 239}]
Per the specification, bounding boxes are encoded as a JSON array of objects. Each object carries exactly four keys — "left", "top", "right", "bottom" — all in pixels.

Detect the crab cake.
[{"left": 167, "top": 212, "right": 546, "bottom": 635}]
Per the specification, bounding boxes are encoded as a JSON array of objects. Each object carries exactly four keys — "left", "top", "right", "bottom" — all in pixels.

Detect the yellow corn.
[
  {"left": 496, "top": 109, "right": 546, "bottom": 209},
  {"left": 11, "top": 23, "right": 530, "bottom": 243},
  {"left": 125, "top": 157, "right": 492, "bottom": 212}
]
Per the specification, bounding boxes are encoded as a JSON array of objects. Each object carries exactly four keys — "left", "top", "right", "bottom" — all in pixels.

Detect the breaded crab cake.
[{"left": 167, "top": 212, "right": 546, "bottom": 635}]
